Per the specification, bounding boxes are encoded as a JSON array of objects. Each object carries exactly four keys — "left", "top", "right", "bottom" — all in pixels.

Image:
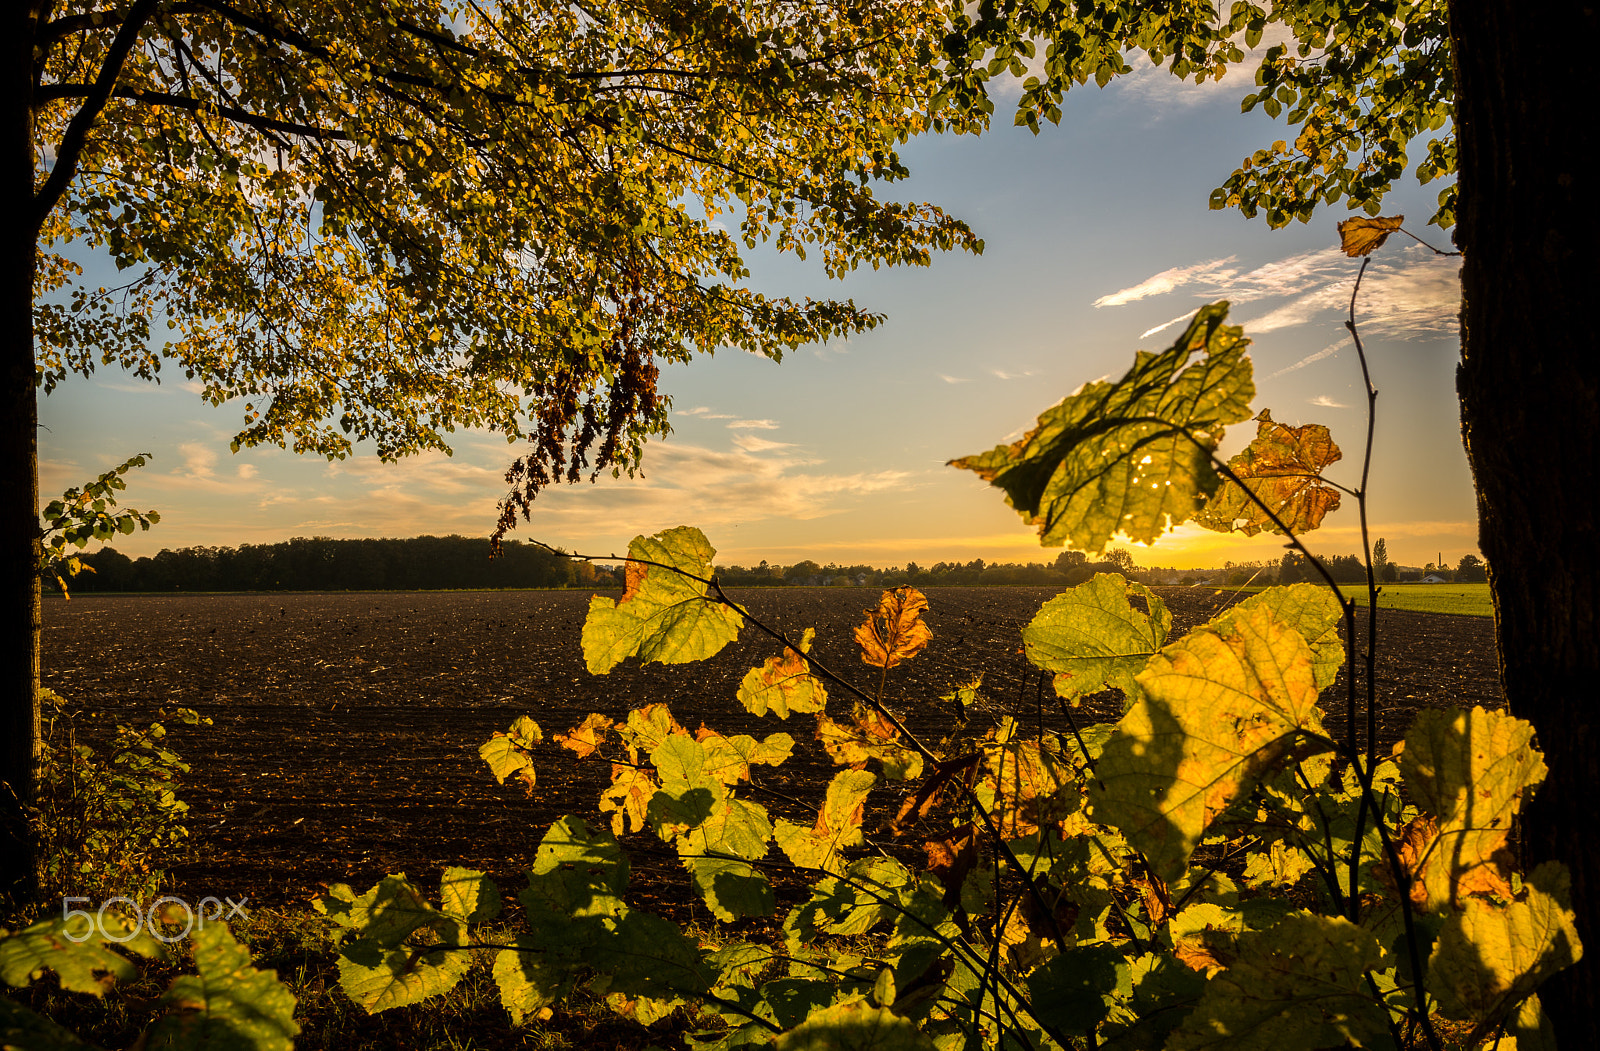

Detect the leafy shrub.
[{"left": 30, "top": 691, "right": 208, "bottom": 909}]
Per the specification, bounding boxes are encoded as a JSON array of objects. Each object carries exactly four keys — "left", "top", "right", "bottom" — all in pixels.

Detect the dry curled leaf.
[
  {"left": 1337, "top": 214, "right": 1404, "bottom": 256},
  {"left": 555, "top": 713, "right": 614, "bottom": 759},
  {"left": 1195, "top": 409, "right": 1343, "bottom": 537},
  {"left": 854, "top": 587, "right": 933, "bottom": 669}
]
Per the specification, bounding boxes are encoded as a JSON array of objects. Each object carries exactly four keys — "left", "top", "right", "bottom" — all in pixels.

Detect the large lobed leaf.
[
  {"left": 318, "top": 870, "right": 497, "bottom": 1013},
  {"left": 582, "top": 527, "right": 743, "bottom": 674},
  {"left": 950, "top": 303, "right": 1254, "bottom": 552},
  {"left": 775, "top": 769, "right": 877, "bottom": 873},
  {"left": 1210, "top": 583, "right": 1344, "bottom": 691},
  {"left": 647, "top": 735, "right": 777, "bottom": 921},
  {"left": 1167, "top": 912, "right": 1391, "bottom": 1051},
  {"left": 0, "top": 913, "right": 164, "bottom": 997},
  {"left": 1397, "top": 706, "right": 1546, "bottom": 911},
  {"left": 1022, "top": 572, "right": 1171, "bottom": 706},
  {"left": 1429, "top": 861, "right": 1582, "bottom": 1043},
  {"left": 1091, "top": 604, "right": 1334, "bottom": 883},
  {"left": 1194, "top": 409, "right": 1343, "bottom": 537},
  {"left": 145, "top": 922, "right": 301, "bottom": 1051}
]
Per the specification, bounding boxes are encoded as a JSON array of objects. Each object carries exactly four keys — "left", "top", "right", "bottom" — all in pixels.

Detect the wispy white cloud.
[
  {"left": 178, "top": 442, "right": 218, "bottom": 479},
  {"left": 1093, "top": 257, "right": 1238, "bottom": 307},
  {"left": 1103, "top": 25, "right": 1296, "bottom": 115},
  {"left": 727, "top": 419, "right": 779, "bottom": 430},
  {"left": 1140, "top": 310, "right": 1199, "bottom": 340},
  {"left": 1268, "top": 339, "right": 1345, "bottom": 378},
  {"left": 731, "top": 434, "right": 795, "bottom": 453},
  {"left": 1309, "top": 394, "right": 1349, "bottom": 408},
  {"left": 524, "top": 441, "right": 917, "bottom": 540},
  {"left": 678, "top": 406, "right": 736, "bottom": 419},
  {"left": 938, "top": 374, "right": 971, "bottom": 384},
  {"left": 990, "top": 368, "right": 1034, "bottom": 380},
  {"left": 1094, "top": 244, "right": 1460, "bottom": 345}
]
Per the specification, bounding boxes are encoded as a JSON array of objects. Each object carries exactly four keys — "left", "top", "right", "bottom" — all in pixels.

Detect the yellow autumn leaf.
[
  {"left": 1195, "top": 409, "right": 1343, "bottom": 537},
  {"left": 1336, "top": 214, "right": 1404, "bottom": 256},
  {"left": 582, "top": 527, "right": 743, "bottom": 674},
  {"left": 854, "top": 587, "right": 933, "bottom": 669},
  {"left": 774, "top": 769, "right": 876, "bottom": 873},
  {"left": 600, "top": 762, "right": 660, "bottom": 837},
  {"left": 1090, "top": 605, "right": 1334, "bottom": 883},
  {"left": 1429, "top": 862, "right": 1583, "bottom": 1044},
  {"left": 1397, "top": 706, "right": 1546, "bottom": 912},
  {"left": 817, "top": 709, "right": 924, "bottom": 781},
  {"left": 736, "top": 627, "right": 828, "bottom": 718},
  {"left": 979, "top": 719, "right": 1080, "bottom": 838}
]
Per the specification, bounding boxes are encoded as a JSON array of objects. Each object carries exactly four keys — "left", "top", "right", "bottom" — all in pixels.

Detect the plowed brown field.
[{"left": 40, "top": 587, "right": 1501, "bottom": 911}]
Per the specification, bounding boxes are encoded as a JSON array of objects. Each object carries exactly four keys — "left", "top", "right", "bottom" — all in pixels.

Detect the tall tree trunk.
[
  {"left": 1, "top": 4, "right": 42, "bottom": 912},
  {"left": 1450, "top": 0, "right": 1600, "bottom": 1041}
]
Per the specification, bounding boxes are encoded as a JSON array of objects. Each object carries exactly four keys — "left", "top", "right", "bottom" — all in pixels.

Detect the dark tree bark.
[
  {"left": 1450, "top": 0, "right": 1600, "bottom": 1040},
  {"left": 1, "top": 4, "right": 43, "bottom": 911}
]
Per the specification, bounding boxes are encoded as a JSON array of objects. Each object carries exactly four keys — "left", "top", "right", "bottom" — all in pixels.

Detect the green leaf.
[
  {"left": 1025, "top": 942, "right": 1126, "bottom": 1034},
  {"left": 582, "top": 527, "right": 743, "bottom": 673},
  {"left": 737, "top": 628, "right": 828, "bottom": 718},
  {"left": 522, "top": 816, "right": 629, "bottom": 923},
  {"left": 323, "top": 873, "right": 477, "bottom": 1012},
  {"left": 1429, "top": 861, "right": 1582, "bottom": 1041},
  {"left": 1167, "top": 913, "right": 1390, "bottom": 1051},
  {"left": 594, "top": 911, "right": 716, "bottom": 999},
  {"left": 492, "top": 937, "right": 567, "bottom": 1024},
  {"left": 1023, "top": 573, "right": 1171, "bottom": 705},
  {"left": 335, "top": 927, "right": 472, "bottom": 1013},
  {"left": 146, "top": 922, "right": 300, "bottom": 1050},
  {"left": 1091, "top": 604, "right": 1333, "bottom": 883},
  {"left": 0, "top": 997, "right": 102, "bottom": 1050},
  {"left": 314, "top": 875, "right": 437, "bottom": 948},
  {"left": 774, "top": 1001, "right": 937, "bottom": 1050},
  {"left": 0, "top": 913, "right": 164, "bottom": 996},
  {"left": 758, "top": 977, "right": 838, "bottom": 1029},
  {"left": 950, "top": 303, "right": 1254, "bottom": 551},
  {"left": 440, "top": 867, "right": 501, "bottom": 925}
]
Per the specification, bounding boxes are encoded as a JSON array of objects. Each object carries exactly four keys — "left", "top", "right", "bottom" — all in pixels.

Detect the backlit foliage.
[
  {"left": 30, "top": 0, "right": 981, "bottom": 537},
  {"left": 5, "top": 300, "right": 1567, "bottom": 1048}
]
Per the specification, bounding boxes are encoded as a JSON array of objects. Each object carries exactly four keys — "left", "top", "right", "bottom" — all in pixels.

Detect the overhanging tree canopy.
[
  {"left": 9, "top": 0, "right": 986, "bottom": 906},
  {"left": 29, "top": 0, "right": 980, "bottom": 501}
]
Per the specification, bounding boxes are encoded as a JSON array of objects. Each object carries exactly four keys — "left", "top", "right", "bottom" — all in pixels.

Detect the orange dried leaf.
[
  {"left": 1196, "top": 409, "right": 1343, "bottom": 537},
  {"left": 555, "top": 713, "right": 614, "bottom": 759},
  {"left": 854, "top": 587, "right": 933, "bottom": 669},
  {"left": 1337, "top": 214, "right": 1404, "bottom": 257}
]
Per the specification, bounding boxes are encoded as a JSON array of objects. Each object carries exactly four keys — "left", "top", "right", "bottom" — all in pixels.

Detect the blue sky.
[{"left": 39, "top": 59, "right": 1473, "bottom": 571}]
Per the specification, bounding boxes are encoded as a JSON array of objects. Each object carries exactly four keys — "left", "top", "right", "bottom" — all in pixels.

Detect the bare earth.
[{"left": 40, "top": 587, "right": 1501, "bottom": 910}]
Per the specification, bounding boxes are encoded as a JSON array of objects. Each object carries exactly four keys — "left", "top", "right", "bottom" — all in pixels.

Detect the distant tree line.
[
  {"left": 713, "top": 549, "right": 1143, "bottom": 588},
  {"left": 61, "top": 534, "right": 1485, "bottom": 594},
  {"left": 62, "top": 536, "right": 622, "bottom": 592}
]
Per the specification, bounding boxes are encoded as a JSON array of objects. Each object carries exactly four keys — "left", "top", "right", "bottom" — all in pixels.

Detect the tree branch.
[{"left": 30, "top": 0, "right": 163, "bottom": 234}]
